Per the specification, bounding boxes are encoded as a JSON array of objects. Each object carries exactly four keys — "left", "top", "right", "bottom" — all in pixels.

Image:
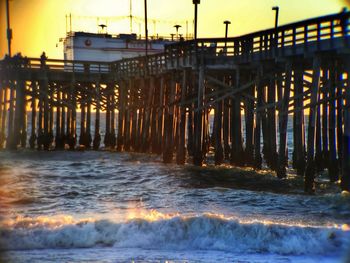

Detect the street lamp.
[
  {"left": 193, "top": 0, "right": 200, "bottom": 40},
  {"left": 6, "top": 0, "right": 12, "bottom": 56},
  {"left": 223, "top": 20, "right": 231, "bottom": 53},
  {"left": 272, "top": 6, "right": 279, "bottom": 50},
  {"left": 272, "top": 6, "right": 279, "bottom": 29},
  {"left": 174, "top": 24, "right": 182, "bottom": 40},
  {"left": 144, "top": 0, "right": 148, "bottom": 56}
]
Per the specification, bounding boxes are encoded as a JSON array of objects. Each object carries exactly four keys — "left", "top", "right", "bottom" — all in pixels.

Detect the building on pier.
[{"left": 63, "top": 32, "right": 174, "bottom": 62}]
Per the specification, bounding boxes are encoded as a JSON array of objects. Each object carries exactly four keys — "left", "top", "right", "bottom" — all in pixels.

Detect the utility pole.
[{"left": 6, "top": 0, "right": 12, "bottom": 56}]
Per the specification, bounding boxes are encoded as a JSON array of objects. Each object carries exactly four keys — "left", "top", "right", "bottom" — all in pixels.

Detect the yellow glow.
[{"left": 0, "top": 0, "right": 348, "bottom": 59}]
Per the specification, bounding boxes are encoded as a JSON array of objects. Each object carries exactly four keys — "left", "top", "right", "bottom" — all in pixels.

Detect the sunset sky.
[{"left": 0, "top": 0, "right": 349, "bottom": 59}]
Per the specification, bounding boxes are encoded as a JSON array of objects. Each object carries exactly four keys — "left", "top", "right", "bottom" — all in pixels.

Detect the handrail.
[{"left": 1, "top": 11, "right": 349, "bottom": 77}]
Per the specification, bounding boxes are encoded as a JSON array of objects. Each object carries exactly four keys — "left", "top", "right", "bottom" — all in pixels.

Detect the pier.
[{"left": 0, "top": 11, "right": 349, "bottom": 193}]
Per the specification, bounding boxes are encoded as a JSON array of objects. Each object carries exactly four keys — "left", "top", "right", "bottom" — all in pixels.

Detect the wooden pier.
[{"left": 0, "top": 11, "right": 349, "bottom": 192}]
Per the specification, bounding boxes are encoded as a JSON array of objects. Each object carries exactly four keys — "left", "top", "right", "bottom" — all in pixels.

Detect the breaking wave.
[{"left": 1, "top": 212, "right": 349, "bottom": 256}]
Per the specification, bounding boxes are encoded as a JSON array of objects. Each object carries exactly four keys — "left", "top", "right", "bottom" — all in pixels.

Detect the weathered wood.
[
  {"left": 254, "top": 79, "right": 262, "bottom": 170},
  {"left": 176, "top": 70, "right": 187, "bottom": 165},
  {"left": 55, "top": 90, "right": 63, "bottom": 149},
  {"left": 79, "top": 100, "right": 86, "bottom": 147},
  {"left": 230, "top": 69, "right": 244, "bottom": 166},
  {"left": 156, "top": 78, "right": 165, "bottom": 154},
  {"left": 93, "top": 83, "right": 101, "bottom": 150},
  {"left": 110, "top": 90, "right": 116, "bottom": 149},
  {"left": 0, "top": 86, "right": 3, "bottom": 148},
  {"left": 341, "top": 58, "right": 350, "bottom": 191},
  {"left": 244, "top": 79, "right": 254, "bottom": 166},
  {"left": 163, "top": 76, "right": 176, "bottom": 163},
  {"left": 293, "top": 68, "right": 306, "bottom": 176},
  {"left": 321, "top": 71, "right": 329, "bottom": 173},
  {"left": 6, "top": 82, "right": 15, "bottom": 149},
  {"left": 304, "top": 57, "right": 321, "bottom": 193},
  {"left": 336, "top": 74, "right": 343, "bottom": 169},
  {"left": 315, "top": 89, "right": 323, "bottom": 172},
  {"left": 223, "top": 97, "right": 230, "bottom": 160},
  {"left": 61, "top": 92, "right": 66, "bottom": 147},
  {"left": 267, "top": 75, "right": 277, "bottom": 169},
  {"left": 117, "top": 83, "right": 125, "bottom": 151},
  {"left": 86, "top": 93, "right": 92, "bottom": 148},
  {"left": 29, "top": 83, "right": 37, "bottom": 149},
  {"left": 43, "top": 79, "right": 50, "bottom": 150},
  {"left": 193, "top": 66, "right": 205, "bottom": 166},
  {"left": 68, "top": 83, "right": 77, "bottom": 150},
  {"left": 104, "top": 89, "right": 111, "bottom": 148},
  {"left": 13, "top": 80, "right": 25, "bottom": 149},
  {"left": 124, "top": 86, "right": 131, "bottom": 152},
  {"left": 141, "top": 78, "right": 154, "bottom": 152},
  {"left": 0, "top": 86, "right": 7, "bottom": 148},
  {"left": 277, "top": 61, "right": 292, "bottom": 178}
]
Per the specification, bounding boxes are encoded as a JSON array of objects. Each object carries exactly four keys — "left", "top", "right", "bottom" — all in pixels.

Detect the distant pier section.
[{"left": 0, "top": 11, "right": 349, "bottom": 193}]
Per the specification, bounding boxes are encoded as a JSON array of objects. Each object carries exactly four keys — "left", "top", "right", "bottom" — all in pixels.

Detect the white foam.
[{"left": 0, "top": 213, "right": 349, "bottom": 256}]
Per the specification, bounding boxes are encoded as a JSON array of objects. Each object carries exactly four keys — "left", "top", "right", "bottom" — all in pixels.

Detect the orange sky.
[{"left": 0, "top": 0, "right": 349, "bottom": 59}]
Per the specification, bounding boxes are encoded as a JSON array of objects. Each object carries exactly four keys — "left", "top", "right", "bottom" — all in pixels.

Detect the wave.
[{"left": 0, "top": 212, "right": 349, "bottom": 256}]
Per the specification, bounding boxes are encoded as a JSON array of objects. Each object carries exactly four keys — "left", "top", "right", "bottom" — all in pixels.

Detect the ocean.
[{"left": 0, "top": 114, "right": 350, "bottom": 262}]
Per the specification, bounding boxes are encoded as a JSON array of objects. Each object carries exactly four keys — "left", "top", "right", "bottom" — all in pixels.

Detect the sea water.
[{"left": 0, "top": 150, "right": 350, "bottom": 263}]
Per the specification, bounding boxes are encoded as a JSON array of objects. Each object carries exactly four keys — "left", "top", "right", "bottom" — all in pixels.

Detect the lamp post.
[
  {"left": 223, "top": 20, "right": 231, "bottom": 53},
  {"left": 6, "top": 0, "right": 12, "bottom": 57},
  {"left": 272, "top": 6, "right": 279, "bottom": 29},
  {"left": 174, "top": 24, "right": 182, "bottom": 40},
  {"left": 144, "top": 0, "right": 148, "bottom": 56},
  {"left": 272, "top": 6, "right": 279, "bottom": 50},
  {"left": 193, "top": 0, "right": 200, "bottom": 40}
]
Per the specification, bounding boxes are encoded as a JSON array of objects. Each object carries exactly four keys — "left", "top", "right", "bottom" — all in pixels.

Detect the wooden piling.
[
  {"left": 0, "top": 86, "right": 7, "bottom": 149},
  {"left": 230, "top": 69, "right": 244, "bottom": 166},
  {"left": 193, "top": 66, "right": 205, "bottom": 166},
  {"left": 328, "top": 66, "right": 339, "bottom": 181},
  {"left": 254, "top": 78, "right": 263, "bottom": 169},
  {"left": 304, "top": 57, "right": 321, "bottom": 193},
  {"left": 55, "top": 91, "right": 63, "bottom": 149},
  {"left": 267, "top": 76, "right": 277, "bottom": 169},
  {"left": 163, "top": 75, "right": 176, "bottom": 163},
  {"left": 13, "top": 80, "right": 25, "bottom": 149},
  {"left": 117, "top": 83, "right": 125, "bottom": 151},
  {"left": 86, "top": 92, "right": 92, "bottom": 148},
  {"left": 244, "top": 82, "right": 255, "bottom": 166},
  {"left": 293, "top": 68, "right": 306, "bottom": 176},
  {"left": 277, "top": 61, "right": 292, "bottom": 178},
  {"left": 61, "top": 92, "right": 66, "bottom": 147},
  {"left": 341, "top": 58, "right": 350, "bottom": 191},
  {"left": 93, "top": 83, "right": 101, "bottom": 150},
  {"left": 6, "top": 82, "right": 15, "bottom": 149},
  {"left": 176, "top": 70, "right": 187, "bottom": 164}
]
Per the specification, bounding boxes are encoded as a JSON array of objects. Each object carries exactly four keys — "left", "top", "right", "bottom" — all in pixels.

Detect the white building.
[{"left": 63, "top": 32, "right": 172, "bottom": 62}]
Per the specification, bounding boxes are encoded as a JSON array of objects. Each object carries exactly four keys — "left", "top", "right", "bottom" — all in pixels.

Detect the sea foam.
[{"left": 0, "top": 212, "right": 349, "bottom": 256}]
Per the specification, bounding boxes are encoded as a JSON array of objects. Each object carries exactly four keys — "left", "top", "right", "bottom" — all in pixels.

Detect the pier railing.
[
  {"left": 0, "top": 57, "right": 113, "bottom": 74},
  {"left": 165, "top": 11, "right": 350, "bottom": 67}
]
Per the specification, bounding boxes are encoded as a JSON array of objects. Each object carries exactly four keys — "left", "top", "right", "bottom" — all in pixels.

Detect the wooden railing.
[
  {"left": 1, "top": 11, "right": 349, "bottom": 78},
  {"left": 166, "top": 11, "right": 350, "bottom": 66},
  {"left": 0, "top": 57, "right": 113, "bottom": 74}
]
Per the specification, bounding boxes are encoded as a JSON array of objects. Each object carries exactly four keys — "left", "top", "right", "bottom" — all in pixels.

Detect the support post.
[
  {"left": 277, "top": 61, "right": 292, "bottom": 178},
  {"left": 304, "top": 56, "right": 321, "bottom": 193}
]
